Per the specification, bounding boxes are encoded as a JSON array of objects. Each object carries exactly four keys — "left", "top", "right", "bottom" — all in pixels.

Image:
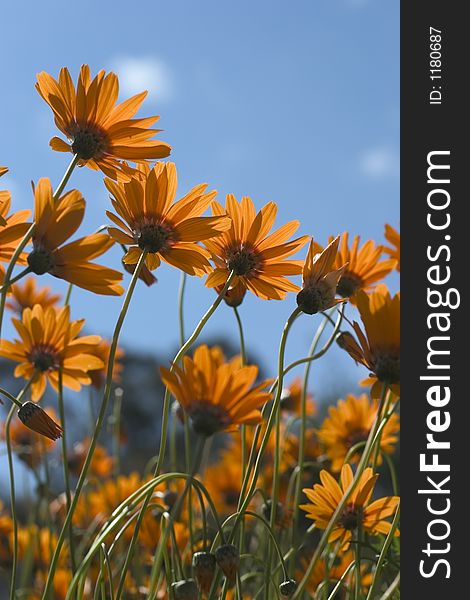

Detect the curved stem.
[
  {"left": 177, "top": 271, "right": 187, "bottom": 347},
  {"left": 41, "top": 249, "right": 148, "bottom": 600}
]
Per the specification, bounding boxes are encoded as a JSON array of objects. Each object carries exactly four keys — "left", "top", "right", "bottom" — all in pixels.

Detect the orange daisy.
[
  {"left": 0, "top": 304, "right": 104, "bottom": 401},
  {"left": 313, "top": 233, "right": 396, "bottom": 304},
  {"left": 279, "top": 377, "right": 316, "bottom": 417},
  {"left": 88, "top": 339, "right": 124, "bottom": 389},
  {"left": 36, "top": 65, "right": 171, "bottom": 180},
  {"left": 160, "top": 345, "right": 272, "bottom": 437},
  {"left": 318, "top": 393, "right": 400, "bottom": 472},
  {"left": 6, "top": 277, "right": 61, "bottom": 315},
  {"left": 67, "top": 438, "right": 114, "bottom": 478},
  {"left": 338, "top": 285, "right": 400, "bottom": 397},
  {"left": 27, "top": 178, "right": 124, "bottom": 295},
  {"left": 204, "top": 195, "right": 309, "bottom": 300},
  {"left": 106, "top": 162, "right": 231, "bottom": 274},
  {"left": 384, "top": 224, "right": 400, "bottom": 272},
  {"left": 300, "top": 464, "right": 399, "bottom": 549},
  {"left": 297, "top": 236, "right": 347, "bottom": 314}
]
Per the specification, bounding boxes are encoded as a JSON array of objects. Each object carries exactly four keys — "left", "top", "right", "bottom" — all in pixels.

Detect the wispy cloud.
[
  {"left": 359, "top": 147, "right": 399, "bottom": 179},
  {"left": 110, "top": 56, "right": 174, "bottom": 103}
]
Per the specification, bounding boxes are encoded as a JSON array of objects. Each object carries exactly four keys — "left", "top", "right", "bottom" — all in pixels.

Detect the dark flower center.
[
  {"left": 27, "top": 344, "right": 60, "bottom": 372},
  {"left": 27, "top": 247, "right": 55, "bottom": 275},
  {"left": 71, "top": 125, "right": 108, "bottom": 160},
  {"left": 136, "top": 223, "right": 174, "bottom": 253},
  {"left": 226, "top": 245, "right": 261, "bottom": 276},
  {"left": 296, "top": 282, "right": 335, "bottom": 315},
  {"left": 280, "top": 388, "right": 298, "bottom": 412},
  {"left": 346, "top": 428, "right": 370, "bottom": 450},
  {"left": 374, "top": 355, "right": 400, "bottom": 384},
  {"left": 188, "top": 402, "right": 230, "bottom": 437},
  {"left": 337, "top": 272, "right": 363, "bottom": 297},
  {"left": 339, "top": 504, "right": 363, "bottom": 531}
]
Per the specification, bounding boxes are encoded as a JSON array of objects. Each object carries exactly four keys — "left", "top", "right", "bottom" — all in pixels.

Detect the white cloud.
[
  {"left": 359, "top": 147, "right": 399, "bottom": 179},
  {"left": 110, "top": 56, "right": 174, "bottom": 103}
]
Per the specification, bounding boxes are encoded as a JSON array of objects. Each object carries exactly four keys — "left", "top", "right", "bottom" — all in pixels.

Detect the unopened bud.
[
  {"left": 280, "top": 579, "right": 297, "bottom": 597},
  {"left": 215, "top": 544, "right": 239, "bottom": 586},
  {"left": 192, "top": 551, "right": 216, "bottom": 595},
  {"left": 171, "top": 579, "right": 198, "bottom": 600},
  {"left": 17, "top": 402, "right": 62, "bottom": 441}
]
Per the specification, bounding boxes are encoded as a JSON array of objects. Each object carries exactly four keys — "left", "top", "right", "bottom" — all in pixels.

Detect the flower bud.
[
  {"left": 215, "top": 544, "right": 239, "bottom": 586},
  {"left": 279, "top": 579, "right": 297, "bottom": 597},
  {"left": 171, "top": 579, "right": 198, "bottom": 600},
  {"left": 192, "top": 551, "right": 216, "bottom": 595},
  {"left": 17, "top": 402, "right": 62, "bottom": 441}
]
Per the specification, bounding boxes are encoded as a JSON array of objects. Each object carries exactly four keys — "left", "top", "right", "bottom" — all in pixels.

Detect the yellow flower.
[
  {"left": 338, "top": 285, "right": 400, "bottom": 397},
  {"left": 297, "top": 551, "right": 356, "bottom": 596},
  {"left": 106, "top": 162, "right": 231, "bottom": 274},
  {"left": 300, "top": 464, "right": 399, "bottom": 549},
  {"left": 318, "top": 393, "right": 399, "bottom": 471},
  {"left": 204, "top": 195, "right": 309, "bottom": 300},
  {"left": 28, "top": 178, "right": 124, "bottom": 296},
  {"left": 0, "top": 304, "right": 104, "bottom": 401},
  {"left": 36, "top": 65, "right": 171, "bottom": 180},
  {"left": 6, "top": 277, "right": 61, "bottom": 315},
  {"left": 87, "top": 339, "right": 124, "bottom": 389},
  {"left": 296, "top": 236, "right": 347, "bottom": 314},
  {"left": 160, "top": 345, "right": 272, "bottom": 436},
  {"left": 384, "top": 224, "right": 400, "bottom": 272}
]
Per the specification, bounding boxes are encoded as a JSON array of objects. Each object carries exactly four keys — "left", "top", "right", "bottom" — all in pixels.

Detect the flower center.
[
  {"left": 27, "top": 247, "right": 55, "bottom": 275},
  {"left": 339, "top": 504, "right": 363, "bottom": 531},
  {"left": 346, "top": 428, "right": 370, "bottom": 450},
  {"left": 226, "top": 245, "right": 261, "bottom": 277},
  {"left": 27, "top": 344, "right": 60, "bottom": 372},
  {"left": 337, "top": 272, "right": 363, "bottom": 297},
  {"left": 71, "top": 125, "right": 108, "bottom": 160},
  {"left": 296, "top": 281, "right": 335, "bottom": 315},
  {"left": 188, "top": 402, "right": 231, "bottom": 437},
  {"left": 136, "top": 223, "right": 174, "bottom": 253},
  {"left": 374, "top": 355, "right": 400, "bottom": 384}
]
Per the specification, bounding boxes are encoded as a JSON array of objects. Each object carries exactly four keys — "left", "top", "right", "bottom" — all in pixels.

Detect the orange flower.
[
  {"left": 318, "top": 393, "right": 399, "bottom": 471},
  {"left": 161, "top": 345, "right": 272, "bottom": 436},
  {"left": 296, "top": 236, "right": 347, "bottom": 314},
  {"left": 27, "top": 178, "right": 124, "bottom": 296},
  {"left": 6, "top": 277, "right": 61, "bottom": 315},
  {"left": 0, "top": 304, "right": 104, "bottom": 401},
  {"left": 384, "top": 224, "right": 400, "bottom": 272},
  {"left": 106, "top": 162, "right": 231, "bottom": 274},
  {"left": 314, "top": 232, "right": 396, "bottom": 303},
  {"left": 0, "top": 166, "right": 10, "bottom": 226},
  {"left": 279, "top": 377, "right": 316, "bottom": 417},
  {"left": 67, "top": 438, "right": 114, "bottom": 478},
  {"left": 300, "top": 464, "right": 399, "bottom": 549},
  {"left": 36, "top": 65, "right": 171, "bottom": 180},
  {"left": 204, "top": 195, "right": 309, "bottom": 300},
  {"left": 338, "top": 285, "right": 400, "bottom": 397}
]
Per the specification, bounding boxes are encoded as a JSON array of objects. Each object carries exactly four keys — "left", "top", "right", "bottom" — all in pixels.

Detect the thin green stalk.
[
  {"left": 57, "top": 368, "right": 77, "bottom": 574},
  {"left": 5, "top": 377, "right": 36, "bottom": 600},
  {"left": 112, "top": 387, "right": 123, "bottom": 478},
  {"left": 378, "top": 572, "right": 400, "bottom": 600},
  {"left": 41, "top": 249, "right": 148, "bottom": 600},
  {"left": 0, "top": 154, "right": 79, "bottom": 335},
  {"left": 115, "top": 272, "right": 236, "bottom": 598},
  {"left": 64, "top": 283, "right": 74, "bottom": 306},
  {"left": 0, "top": 266, "right": 32, "bottom": 292},
  {"left": 365, "top": 503, "right": 400, "bottom": 600},
  {"left": 177, "top": 271, "right": 187, "bottom": 347},
  {"left": 354, "top": 524, "right": 362, "bottom": 600},
  {"left": 291, "top": 386, "right": 389, "bottom": 599}
]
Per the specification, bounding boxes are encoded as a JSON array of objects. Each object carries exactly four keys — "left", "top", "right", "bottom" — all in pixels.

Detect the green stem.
[
  {"left": 64, "top": 283, "right": 74, "bottom": 306},
  {"left": 57, "top": 368, "right": 77, "bottom": 574},
  {"left": 354, "top": 524, "right": 362, "bottom": 600},
  {"left": 115, "top": 272, "right": 235, "bottom": 600},
  {"left": 41, "top": 249, "right": 148, "bottom": 600},
  {"left": 0, "top": 266, "right": 32, "bottom": 292},
  {"left": 177, "top": 271, "right": 187, "bottom": 347}
]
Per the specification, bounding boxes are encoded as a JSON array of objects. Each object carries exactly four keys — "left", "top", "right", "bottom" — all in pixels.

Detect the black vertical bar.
[{"left": 401, "top": 3, "right": 467, "bottom": 598}]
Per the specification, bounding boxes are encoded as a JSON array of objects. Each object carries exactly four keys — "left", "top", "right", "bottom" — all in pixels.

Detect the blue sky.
[{"left": 0, "top": 0, "right": 399, "bottom": 399}]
